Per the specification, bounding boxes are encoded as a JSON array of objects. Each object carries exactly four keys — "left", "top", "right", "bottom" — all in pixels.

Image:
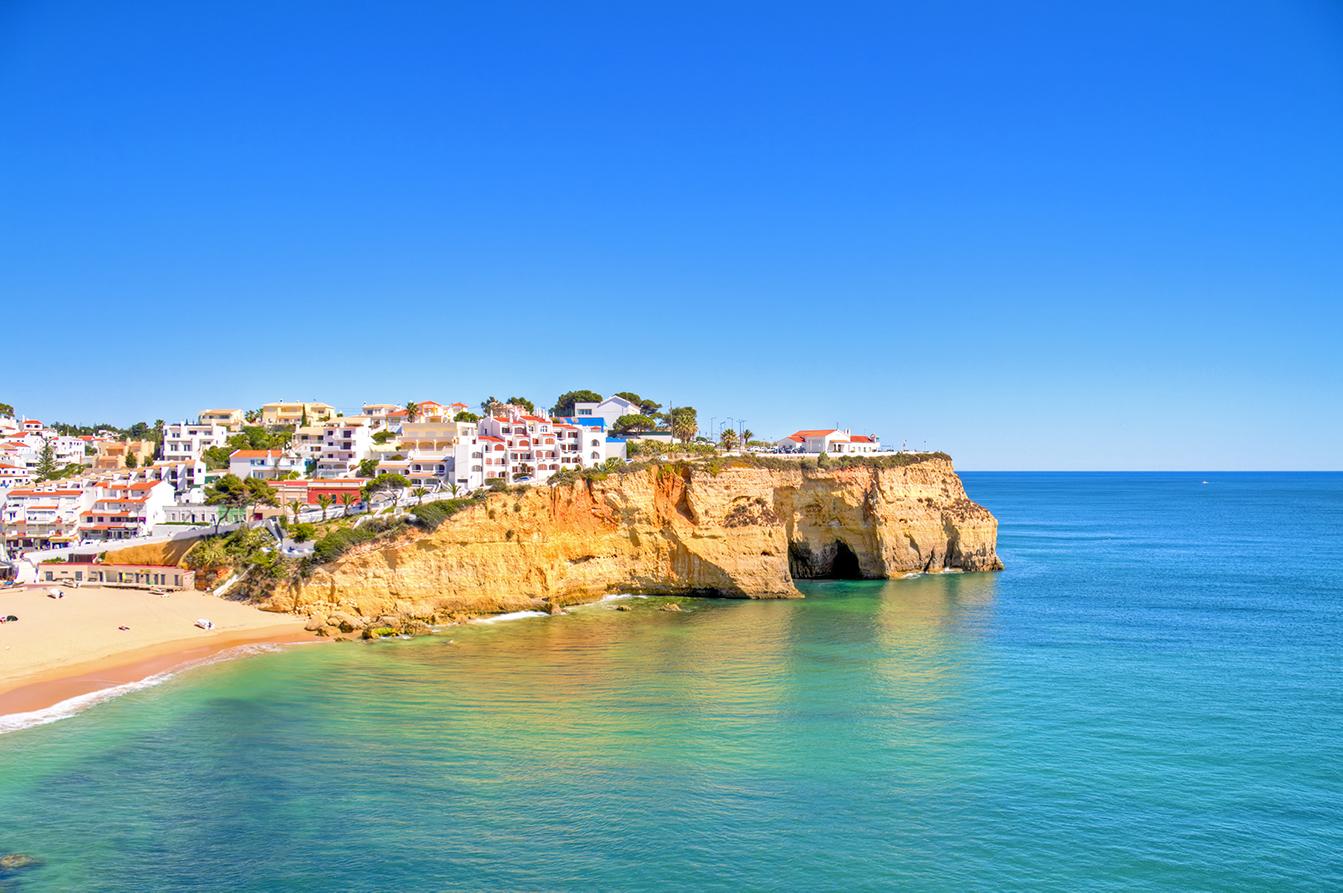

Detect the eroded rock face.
[{"left": 265, "top": 457, "right": 1001, "bottom": 630}]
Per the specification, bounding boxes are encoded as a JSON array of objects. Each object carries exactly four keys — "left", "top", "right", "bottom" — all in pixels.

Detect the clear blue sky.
[{"left": 2, "top": 1, "right": 1340, "bottom": 469}]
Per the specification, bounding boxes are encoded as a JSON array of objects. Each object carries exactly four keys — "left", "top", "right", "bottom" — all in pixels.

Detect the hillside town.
[{"left": 0, "top": 393, "right": 884, "bottom": 560}]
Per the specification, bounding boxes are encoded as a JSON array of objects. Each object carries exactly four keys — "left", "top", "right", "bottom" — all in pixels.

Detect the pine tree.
[{"left": 34, "top": 439, "right": 57, "bottom": 481}]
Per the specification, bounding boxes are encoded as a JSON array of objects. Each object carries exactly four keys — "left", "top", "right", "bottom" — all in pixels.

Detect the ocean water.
[{"left": 0, "top": 472, "right": 1339, "bottom": 891}]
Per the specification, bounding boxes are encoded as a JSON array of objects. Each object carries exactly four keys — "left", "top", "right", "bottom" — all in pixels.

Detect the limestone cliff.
[{"left": 266, "top": 456, "right": 1001, "bottom": 633}]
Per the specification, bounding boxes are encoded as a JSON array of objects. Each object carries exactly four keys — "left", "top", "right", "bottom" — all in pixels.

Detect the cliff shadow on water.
[{"left": 270, "top": 454, "right": 1002, "bottom": 638}]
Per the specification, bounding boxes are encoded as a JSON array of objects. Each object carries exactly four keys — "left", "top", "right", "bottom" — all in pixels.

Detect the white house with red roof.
[
  {"left": 315, "top": 419, "right": 374, "bottom": 477},
  {"left": 1, "top": 486, "right": 93, "bottom": 550},
  {"left": 78, "top": 479, "right": 173, "bottom": 541},
  {"left": 0, "top": 463, "right": 35, "bottom": 490},
  {"left": 478, "top": 413, "right": 564, "bottom": 483},
  {"left": 229, "top": 449, "right": 304, "bottom": 480},
  {"left": 775, "top": 428, "right": 881, "bottom": 455}
]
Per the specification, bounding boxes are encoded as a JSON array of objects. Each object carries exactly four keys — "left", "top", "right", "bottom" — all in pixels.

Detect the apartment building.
[
  {"left": 78, "top": 480, "right": 173, "bottom": 541},
  {"left": 198, "top": 408, "right": 245, "bottom": 431},
  {"left": 93, "top": 439, "right": 156, "bottom": 470},
  {"left": 161, "top": 422, "right": 227, "bottom": 462},
  {"left": 315, "top": 420, "right": 373, "bottom": 478},
  {"left": 291, "top": 426, "right": 327, "bottom": 462},
  {"left": 476, "top": 413, "right": 604, "bottom": 483},
  {"left": 1, "top": 487, "right": 91, "bottom": 550},
  {"left": 260, "top": 401, "right": 336, "bottom": 426}
]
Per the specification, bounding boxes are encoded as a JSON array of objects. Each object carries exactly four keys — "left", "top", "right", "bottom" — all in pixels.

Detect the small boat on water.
[{"left": 194, "top": 618, "right": 215, "bottom": 630}]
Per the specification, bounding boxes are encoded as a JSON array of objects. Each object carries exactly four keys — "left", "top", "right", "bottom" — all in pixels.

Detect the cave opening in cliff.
[{"left": 788, "top": 540, "right": 864, "bottom": 580}]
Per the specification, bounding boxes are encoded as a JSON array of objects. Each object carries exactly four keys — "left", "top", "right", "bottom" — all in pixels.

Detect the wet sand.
[{"left": 0, "top": 585, "right": 316, "bottom": 716}]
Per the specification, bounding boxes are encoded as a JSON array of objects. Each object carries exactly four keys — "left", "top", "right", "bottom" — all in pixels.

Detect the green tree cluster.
[
  {"left": 612, "top": 414, "right": 659, "bottom": 434},
  {"left": 550, "top": 389, "right": 603, "bottom": 417},
  {"left": 204, "top": 474, "right": 279, "bottom": 529},
  {"left": 613, "top": 392, "right": 663, "bottom": 415}
]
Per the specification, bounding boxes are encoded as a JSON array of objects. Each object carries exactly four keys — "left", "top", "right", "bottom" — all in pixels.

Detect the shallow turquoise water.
[{"left": 0, "top": 472, "right": 1339, "bottom": 890}]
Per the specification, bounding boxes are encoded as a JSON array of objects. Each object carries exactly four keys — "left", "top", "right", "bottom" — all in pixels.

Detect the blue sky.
[{"left": 2, "top": 1, "right": 1340, "bottom": 469}]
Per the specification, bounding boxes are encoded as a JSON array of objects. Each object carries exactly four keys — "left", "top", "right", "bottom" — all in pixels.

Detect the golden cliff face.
[{"left": 268, "top": 457, "right": 1001, "bottom": 631}]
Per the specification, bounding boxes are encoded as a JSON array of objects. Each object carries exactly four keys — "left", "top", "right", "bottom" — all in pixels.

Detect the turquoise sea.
[{"left": 0, "top": 472, "right": 1339, "bottom": 891}]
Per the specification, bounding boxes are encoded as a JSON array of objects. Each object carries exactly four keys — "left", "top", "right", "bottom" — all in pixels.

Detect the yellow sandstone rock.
[{"left": 266, "top": 456, "right": 1001, "bottom": 628}]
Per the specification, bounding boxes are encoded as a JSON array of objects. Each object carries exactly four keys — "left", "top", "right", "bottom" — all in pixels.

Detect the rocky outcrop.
[{"left": 265, "top": 456, "right": 1001, "bottom": 633}]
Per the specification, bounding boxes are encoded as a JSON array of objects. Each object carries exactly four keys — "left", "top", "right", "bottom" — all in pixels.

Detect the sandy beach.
[{"left": 0, "top": 584, "right": 315, "bottom": 717}]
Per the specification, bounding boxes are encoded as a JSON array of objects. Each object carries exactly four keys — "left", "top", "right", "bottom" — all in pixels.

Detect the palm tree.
[
  {"left": 289, "top": 501, "right": 304, "bottom": 524},
  {"left": 411, "top": 486, "right": 428, "bottom": 505},
  {"left": 719, "top": 427, "right": 739, "bottom": 452},
  {"left": 741, "top": 429, "right": 754, "bottom": 451},
  {"left": 448, "top": 482, "right": 461, "bottom": 498},
  {"left": 405, "top": 401, "right": 420, "bottom": 423},
  {"left": 317, "top": 494, "right": 333, "bottom": 521},
  {"left": 341, "top": 492, "right": 356, "bottom": 515}
]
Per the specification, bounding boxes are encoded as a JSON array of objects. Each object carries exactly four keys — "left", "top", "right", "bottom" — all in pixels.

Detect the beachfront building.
[
  {"left": 1, "top": 487, "right": 91, "bottom": 550},
  {"left": 198, "top": 408, "right": 245, "bottom": 432},
  {"left": 161, "top": 422, "right": 227, "bottom": 462},
  {"left": 572, "top": 396, "right": 642, "bottom": 427},
  {"left": 388, "top": 419, "right": 481, "bottom": 490},
  {"left": 78, "top": 480, "right": 173, "bottom": 541},
  {"left": 260, "top": 401, "right": 337, "bottom": 427},
  {"left": 775, "top": 429, "right": 881, "bottom": 454},
  {"left": 475, "top": 413, "right": 612, "bottom": 483},
  {"left": 38, "top": 562, "right": 196, "bottom": 591},
  {"left": 228, "top": 449, "right": 304, "bottom": 480},
  {"left": 163, "top": 503, "right": 226, "bottom": 526},
  {"left": 554, "top": 417, "right": 612, "bottom": 468},
  {"left": 315, "top": 419, "right": 373, "bottom": 477}
]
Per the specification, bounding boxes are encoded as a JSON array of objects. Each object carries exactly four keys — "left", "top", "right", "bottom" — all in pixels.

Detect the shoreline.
[
  {"left": 0, "top": 625, "right": 319, "bottom": 720},
  {"left": 0, "top": 583, "right": 318, "bottom": 725}
]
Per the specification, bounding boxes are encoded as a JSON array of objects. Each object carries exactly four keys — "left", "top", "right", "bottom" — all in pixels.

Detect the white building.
[
  {"left": 162, "top": 422, "right": 227, "bottom": 462},
  {"left": 775, "top": 429, "right": 881, "bottom": 454},
  {"left": 478, "top": 413, "right": 616, "bottom": 484},
  {"left": 572, "top": 396, "right": 642, "bottom": 428},
  {"left": 229, "top": 449, "right": 304, "bottom": 480},
  {"left": 0, "top": 462, "right": 35, "bottom": 490},
  {"left": 315, "top": 420, "right": 373, "bottom": 478},
  {"left": 78, "top": 480, "right": 173, "bottom": 541},
  {"left": 1, "top": 486, "right": 91, "bottom": 550},
  {"left": 397, "top": 420, "right": 482, "bottom": 492}
]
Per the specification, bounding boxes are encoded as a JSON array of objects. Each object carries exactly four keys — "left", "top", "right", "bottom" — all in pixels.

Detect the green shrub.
[
  {"left": 410, "top": 499, "right": 472, "bottom": 531},
  {"left": 308, "top": 517, "right": 403, "bottom": 565}
]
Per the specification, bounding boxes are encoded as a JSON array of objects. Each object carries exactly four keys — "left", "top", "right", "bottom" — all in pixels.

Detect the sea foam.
[
  {"left": 0, "top": 642, "right": 293, "bottom": 735},
  {"left": 471, "top": 610, "right": 548, "bottom": 624}
]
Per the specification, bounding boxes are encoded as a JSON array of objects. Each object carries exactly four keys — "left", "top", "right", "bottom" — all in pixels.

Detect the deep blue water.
[{"left": 0, "top": 472, "right": 1339, "bottom": 890}]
